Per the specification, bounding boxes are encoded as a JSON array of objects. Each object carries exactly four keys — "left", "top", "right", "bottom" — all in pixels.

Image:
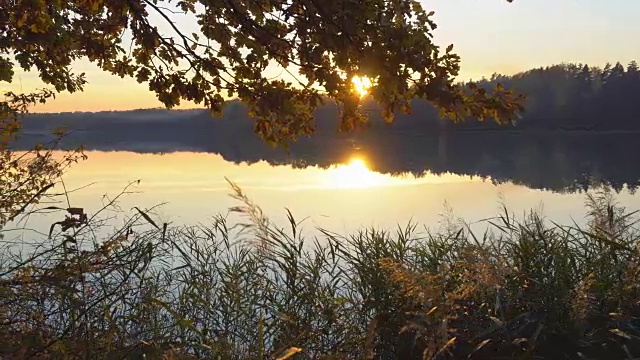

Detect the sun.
[
  {"left": 324, "top": 157, "right": 389, "bottom": 189},
  {"left": 351, "top": 76, "right": 373, "bottom": 97}
]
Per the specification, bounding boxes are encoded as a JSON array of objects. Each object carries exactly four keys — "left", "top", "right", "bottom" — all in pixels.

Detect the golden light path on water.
[
  {"left": 19, "top": 151, "right": 488, "bottom": 236},
  {"left": 325, "top": 158, "right": 389, "bottom": 189},
  {"left": 322, "top": 157, "right": 472, "bottom": 189},
  {"left": 54, "top": 151, "right": 481, "bottom": 192},
  {"left": 11, "top": 151, "right": 640, "bottom": 239}
]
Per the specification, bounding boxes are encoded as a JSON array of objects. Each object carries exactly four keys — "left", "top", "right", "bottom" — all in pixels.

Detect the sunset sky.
[{"left": 4, "top": 0, "right": 640, "bottom": 113}]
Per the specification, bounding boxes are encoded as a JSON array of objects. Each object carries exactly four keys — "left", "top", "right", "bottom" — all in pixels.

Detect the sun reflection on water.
[
  {"left": 324, "top": 157, "right": 400, "bottom": 189},
  {"left": 55, "top": 151, "right": 482, "bottom": 193}
]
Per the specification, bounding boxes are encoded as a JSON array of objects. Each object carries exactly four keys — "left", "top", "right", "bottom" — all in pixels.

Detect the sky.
[{"left": 4, "top": 0, "right": 640, "bottom": 113}]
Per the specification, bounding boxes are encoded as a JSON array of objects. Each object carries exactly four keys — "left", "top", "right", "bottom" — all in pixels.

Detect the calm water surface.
[{"left": 9, "top": 150, "right": 640, "bottom": 240}]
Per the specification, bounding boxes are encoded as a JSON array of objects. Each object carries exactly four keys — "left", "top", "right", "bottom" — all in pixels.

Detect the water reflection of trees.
[
  {"left": 211, "top": 131, "right": 640, "bottom": 194},
  {"left": 17, "top": 58, "right": 640, "bottom": 194},
  {"left": 15, "top": 109, "right": 640, "bottom": 194}
]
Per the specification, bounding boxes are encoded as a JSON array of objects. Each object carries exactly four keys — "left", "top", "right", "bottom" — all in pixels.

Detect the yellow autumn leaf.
[{"left": 276, "top": 347, "right": 302, "bottom": 360}]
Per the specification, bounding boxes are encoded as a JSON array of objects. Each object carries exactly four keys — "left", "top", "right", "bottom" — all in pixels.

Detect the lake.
[
  {"left": 9, "top": 112, "right": 640, "bottom": 240},
  {"left": 7, "top": 148, "right": 640, "bottom": 243}
]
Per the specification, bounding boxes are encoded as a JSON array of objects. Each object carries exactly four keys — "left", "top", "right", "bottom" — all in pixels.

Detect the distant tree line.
[
  {"left": 218, "top": 61, "right": 640, "bottom": 133},
  {"left": 23, "top": 61, "right": 640, "bottom": 135},
  {"left": 472, "top": 61, "right": 640, "bottom": 131},
  {"left": 16, "top": 61, "right": 640, "bottom": 194},
  {"left": 363, "top": 61, "right": 640, "bottom": 133}
]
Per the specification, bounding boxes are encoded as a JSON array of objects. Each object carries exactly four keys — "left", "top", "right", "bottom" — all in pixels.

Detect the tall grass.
[{"left": 2, "top": 185, "right": 640, "bottom": 359}]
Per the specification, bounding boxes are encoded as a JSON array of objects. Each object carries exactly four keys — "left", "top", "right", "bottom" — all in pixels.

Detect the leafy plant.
[{"left": 1, "top": 0, "right": 523, "bottom": 146}]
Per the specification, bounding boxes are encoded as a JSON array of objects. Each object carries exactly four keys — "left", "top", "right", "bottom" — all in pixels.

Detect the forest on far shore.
[
  {"left": 356, "top": 60, "right": 640, "bottom": 133},
  {"left": 14, "top": 61, "right": 640, "bottom": 194},
  {"left": 23, "top": 61, "right": 640, "bottom": 136}
]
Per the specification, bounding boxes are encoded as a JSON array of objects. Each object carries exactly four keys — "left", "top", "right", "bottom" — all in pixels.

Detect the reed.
[{"left": 2, "top": 185, "right": 640, "bottom": 359}]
